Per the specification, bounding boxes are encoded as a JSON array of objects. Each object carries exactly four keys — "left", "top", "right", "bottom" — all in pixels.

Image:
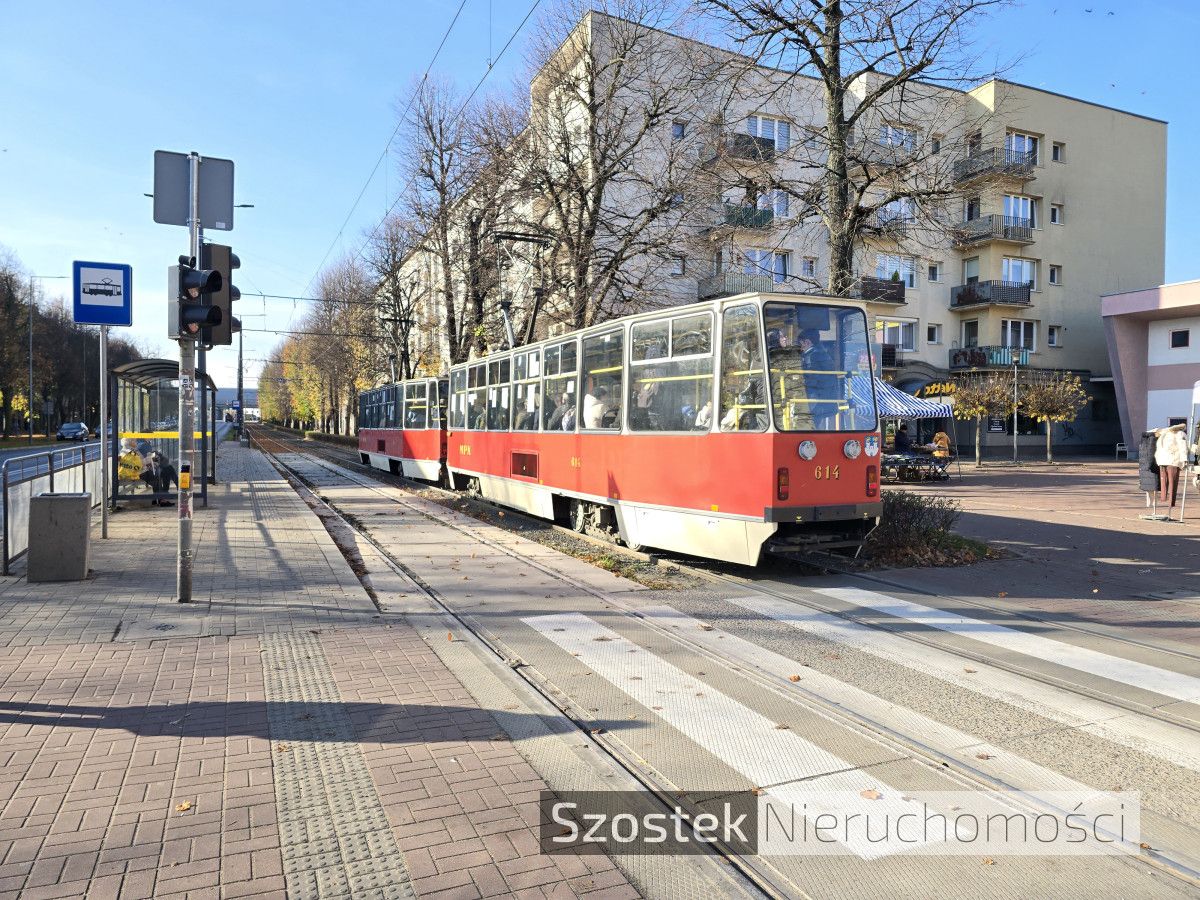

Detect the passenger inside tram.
[{"left": 582, "top": 386, "right": 610, "bottom": 428}]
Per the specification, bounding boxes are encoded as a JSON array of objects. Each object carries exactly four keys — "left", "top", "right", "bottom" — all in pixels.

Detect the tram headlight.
[
  {"left": 843, "top": 439, "right": 862, "bottom": 460},
  {"left": 797, "top": 440, "right": 817, "bottom": 460}
]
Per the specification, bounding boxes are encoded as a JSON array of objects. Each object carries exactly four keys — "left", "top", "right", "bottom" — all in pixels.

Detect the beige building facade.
[{"left": 399, "top": 14, "right": 1167, "bottom": 451}]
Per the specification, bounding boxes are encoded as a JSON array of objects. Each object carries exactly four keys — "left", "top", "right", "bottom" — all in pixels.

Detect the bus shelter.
[{"left": 108, "top": 359, "right": 217, "bottom": 506}]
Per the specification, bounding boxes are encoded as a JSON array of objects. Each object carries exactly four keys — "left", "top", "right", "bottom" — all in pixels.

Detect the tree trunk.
[
  {"left": 1046, "top": 420, "right": 1053, "bottom": 464},
  {"left": 974, "top": 416, "right": 982, "bottom": 466}
]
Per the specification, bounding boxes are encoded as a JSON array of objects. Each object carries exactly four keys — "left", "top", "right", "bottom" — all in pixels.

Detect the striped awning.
[{"left": 872, "top": 377, "right": 953, "bottom": 418}]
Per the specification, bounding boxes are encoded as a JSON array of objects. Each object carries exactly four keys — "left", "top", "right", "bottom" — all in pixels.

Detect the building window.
[
  {"left": 963, "top": 319, "right": 979, "bottom": 348},
  {"left": 670, "top": 256, "right": 686, "bottom": 276},
  {"left": 1050, "top": 204, "right": 1064, "bottom": 225},
  {"left": 927, "top": 324, "right": 942, "bottom": 345},
  {"left": 773, "top": 189, "right": 790, "bottom": 217},
  {"left": 963, "top": 256, "right": 980, "bottom": 284},
  {"left": 965, "top": 196, "right": 981, "bottom": 221},
  {"left": 1052, "top": 141, "right": 1066, "bottom": 162},
  {"left": 1171, "top": 329, "right": 1190, "bottom": 349},
  {"left": 927, "top": 262, "right": 942, "bottom": 283},
  {"left": 880, "top": 319, "right": 918, "bottom": 352},
  {"left": 879, "top": 123, "right": 915, "bottom": 151},
  {"left": 878, "top": 197, "right": 916, "bottom": 225},
  {"left": 1004, "top": 194, "right": 1038, "bottom": 228},
  {"left": 1048, "top": 265, "right": 1062, "bottom": 285},
  {"left": 743, "top": 249, "right": 790, "bottom": 284},
  {"left": 1002, "top": 256, "right": 1037, "bottom": 290},
  {"left": 1005, "top": 130, "right": 1040, "bottom": 163},
  {"left": 875, "top": 254, "right": 916, "bottom": 288},
  {"left": 672, "top": 121, "right": 687, "bottom": 142},
  {"left": 747, "top": 115, "right": 791, "bottom": 151},
  {"left": 1001, "top": 318, "right": 1037, "bottom": 351},
  {"left": 1047, "top": 325, "right": 1062, "bottom": 347},
  {"left": 800, "top": 257, "right": 817, "bottom": 278},
  {"left": 930, "top": 135, "right": 942, "bottom": 155}
]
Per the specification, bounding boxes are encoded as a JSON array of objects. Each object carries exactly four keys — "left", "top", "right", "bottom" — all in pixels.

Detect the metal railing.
[
  {"left": 696, "top": 271, "right": 777, "bottom": 300},
  {"left": 705, "top": 133, "right": 777, "bottom": 164},
  {"left": 950, "top": 279, "right": 1033, "bottom": 308},
  {"left": 953, "top": 147, "right": 1037, "bottom": 183},
  {"left": 715, "top": 203, "right": 774, "bottom": 230},
  {"left": 948, "top": 345, "right": 1031, "bottom": 370},
  {"left": 2, "top": 443, "right": 103, "bottom": 574},
  {"left": 952, "top": 214, "right": 1034, "bottom": 245},
  {"left": 857, "top": 276, "right": 907, "bottom": 304}
]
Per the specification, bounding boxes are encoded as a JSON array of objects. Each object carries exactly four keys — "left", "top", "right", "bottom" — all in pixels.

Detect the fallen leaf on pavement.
[
  {"left": 788, "top": 675, "right": 802, "bottom": 682},
  {"left": 964, "top": 668, "right": 978, "bottom": 674},
  {"left": 975, "top": 753, "right": 994, "bottom": 760},
  {"left": 982, "top": 857, "right": 995, "bottom": 866},
  {"left": 698, "top": 624, "right": 714, "bottom": 631},
  {"left": 447, "top": 632, "right": 454, "bottom": 642},
  {"left": 998, "top": 591, "right": 1008, "bottom": 598},
  {"left": 860, "top": 789, "right": 883, "bottom": 800},
  {"left": 1140, "top": 842, "right": 1152, "bottom": 850},
  {"left": 174, "top": 801, "right": 192, "bottom": 812}
]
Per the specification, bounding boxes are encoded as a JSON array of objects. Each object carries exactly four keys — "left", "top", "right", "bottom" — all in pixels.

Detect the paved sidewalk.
[
  {"left": 886, "top": 462, "right": 1200, "bottom": 650},
  {"left": 0, "top": 444, "right": 637, "bottom": 899}
]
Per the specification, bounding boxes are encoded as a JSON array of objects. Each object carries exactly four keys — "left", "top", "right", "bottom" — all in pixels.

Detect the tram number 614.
[{"left": 813, "top": 465, "right": 840, "bottom": 480}]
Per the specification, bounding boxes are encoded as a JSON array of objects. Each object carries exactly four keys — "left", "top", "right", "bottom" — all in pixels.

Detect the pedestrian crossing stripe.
[{"left": 524, "top": 611, "right": 936, "bottom": 859}]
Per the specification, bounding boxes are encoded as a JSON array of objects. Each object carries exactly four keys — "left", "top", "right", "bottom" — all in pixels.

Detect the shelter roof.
[{"left": 111, "top": 359, "right": 217, "bottom": 392}]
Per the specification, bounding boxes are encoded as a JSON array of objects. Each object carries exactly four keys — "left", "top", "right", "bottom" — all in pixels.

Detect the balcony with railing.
[
  {"left": 953, "top": 147, "right": 1037, "bottom": 184},
  {"left": 705, "top": 133, "right": 776, "bottom": 165},
  {"left": 948, "top": 345, "right": 1031, "bottom": 370},
  {"left": 949, "top": 279, "right": 1032, "bottom": 309},
  {"left": 879, "top": 343, "right": 904, "bottom": 369},
  {"left": 856, "top": 276, "right": 907, "bottom": 304},
  {"left": 952, "top": 214, "right": 1034, "bottom": 246},
  {"left": 705, "top": 203, "right": 774, "bottom": 233},
  {"left": 866, "top": 211, "right": 912, "bottom": 241},
  {"left": 697, "top": 271, "right": 776, "bottom": 300}
]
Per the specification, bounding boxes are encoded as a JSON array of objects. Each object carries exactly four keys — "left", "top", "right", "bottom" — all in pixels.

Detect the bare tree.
[
  {"left": 365, "top": 214, "right": 432, "bottom": 380},
  {"left": 516, "top": 3, "right": 715, "bottom": 330},
  {"left": 700, "top": 0, "right": 1014, "bottom": 295}
]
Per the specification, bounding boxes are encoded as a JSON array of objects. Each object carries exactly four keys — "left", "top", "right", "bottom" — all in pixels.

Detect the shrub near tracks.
[{"left": 863, "top": 491, "right": 990, "bottom": 568}]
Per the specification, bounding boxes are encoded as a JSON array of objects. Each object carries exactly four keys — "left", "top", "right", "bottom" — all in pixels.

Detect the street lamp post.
[{"left": 28, "top": 275, "right": 68, "bottom": 444}]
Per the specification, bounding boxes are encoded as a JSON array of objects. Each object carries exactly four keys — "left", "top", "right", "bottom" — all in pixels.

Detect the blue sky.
[{"left": 1, "top": 0, "right": 1195, "bottom": 389}]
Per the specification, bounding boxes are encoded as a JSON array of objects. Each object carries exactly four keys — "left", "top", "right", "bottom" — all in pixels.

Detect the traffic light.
[
  {"left": 167, "top": 255, "right": 222, "bottom": 340},
  {"left": 202, "top": 243, "right": 241, "bottom": 346}
]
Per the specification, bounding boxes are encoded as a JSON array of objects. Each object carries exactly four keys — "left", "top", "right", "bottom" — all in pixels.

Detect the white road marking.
[
  {"left": 524, "top": 611, "right": 933, "bottom": 858},
  {"left": 637, "top": 604, "right": 1097, "bottom": 794},
  {"left": 726, "top": 595, "right": 1200, "bottom": 772},
  {"left": 815, "top": 586, "right": 1200, "bottom": 704}
]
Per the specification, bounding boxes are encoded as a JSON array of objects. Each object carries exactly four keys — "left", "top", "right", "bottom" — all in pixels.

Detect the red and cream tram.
[
  {"left": 358, "top": 293, "right": 881, "bottom": 565},
  {"left": 358, "top": 377, "right": 447, "bottom": 482}
]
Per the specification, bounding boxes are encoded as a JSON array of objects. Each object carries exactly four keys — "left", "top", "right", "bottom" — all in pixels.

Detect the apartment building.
[{"left": 400, "top": 13, "right": 1167, "bottom": 451}]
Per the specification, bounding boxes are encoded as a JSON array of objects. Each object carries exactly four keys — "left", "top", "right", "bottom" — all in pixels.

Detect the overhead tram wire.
[
  {"left": 303, "top": 0, "right": 470, "bottom": 295},
  {"left": 342, "top": 0, "right": 543, "bottom": 272}
]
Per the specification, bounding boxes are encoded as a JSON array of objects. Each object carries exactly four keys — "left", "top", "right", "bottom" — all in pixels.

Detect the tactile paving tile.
[{"left": 261, "top": 632, "right": 414, "bottom": 897}]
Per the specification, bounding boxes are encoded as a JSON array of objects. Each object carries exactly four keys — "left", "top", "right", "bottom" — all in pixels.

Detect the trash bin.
[{"left": 27, "top": 492, "right": 91, "bottom": 582}]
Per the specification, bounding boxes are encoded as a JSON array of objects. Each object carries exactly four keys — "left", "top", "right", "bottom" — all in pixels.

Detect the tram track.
[{"left": 246, "top": 426, "right": 1200, "bottom": 890}]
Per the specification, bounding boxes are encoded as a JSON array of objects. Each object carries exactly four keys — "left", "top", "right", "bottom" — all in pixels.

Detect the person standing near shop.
[{"left": 1154, "top": 423, "right": 1188, "bottom": 508}]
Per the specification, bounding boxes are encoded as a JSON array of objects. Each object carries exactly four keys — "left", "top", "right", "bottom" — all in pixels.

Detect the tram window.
[
  {"left": 433, "top": 380, "right": 447, "bottom": 428},
  {"left": 719, "top": 304, "right": 767, "bottom": 432},
  {"left": 581, "top": 330, "right": 623, "bottom": 430},
  {"left": 631, "top": 319, "right": 669, "bottom": 361},
  {"left": 404, "top": 382, "right": 428, "bottom": 429},
  {"left": 630, "top": 313, "right": 713, "bottom": 432},
  {"left": 513, "top": 349, "right": 542, "bottom": 431},
  {"left": 385, "top": 386, "right": 402, "bottom": 429},
  {"left": 467, "top": 364, "right": 486, "bottom": 430},
  {"left": 486, "top": 358, "right": 512, "bottom": 430},
  {"left": 672, "top": 314, "right": 712, "bottom": 357},
  {"left": 763, "top": 301, "right": 877, "bottom": 432},
  {"left": 543, "top": 339, "right": 578, "bottom": 431},
  {"left": 450, "top": 370, "right": 467, "bottom": 429}
]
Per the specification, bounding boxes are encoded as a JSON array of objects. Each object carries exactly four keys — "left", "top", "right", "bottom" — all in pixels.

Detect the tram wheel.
[{"left": 569, "top": 499, "right": 587, "bottom": 533}]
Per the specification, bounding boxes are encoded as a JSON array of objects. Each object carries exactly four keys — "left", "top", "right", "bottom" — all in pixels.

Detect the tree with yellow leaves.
[
  {"left": 1021, "top": 371, "right": 1088, "bottom": 463},
  {"left": 952, "top": 372, "right": 1015, "bottom": 466}
]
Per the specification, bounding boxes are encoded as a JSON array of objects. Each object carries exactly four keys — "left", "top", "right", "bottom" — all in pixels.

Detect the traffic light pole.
[{"left": 177, "top": 151, "right": 201, "bottom": 603}]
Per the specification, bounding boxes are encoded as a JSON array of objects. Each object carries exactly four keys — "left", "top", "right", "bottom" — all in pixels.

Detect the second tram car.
[
  {"left": 358, "top": 293, "right": 881, "bottom": 565},
  {"left": 358, "top": 377, "right": 447, "bottom": 481}
]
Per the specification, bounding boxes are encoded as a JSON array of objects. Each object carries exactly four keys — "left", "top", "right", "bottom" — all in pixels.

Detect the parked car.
[{"left": 56, "top": 422, "right": 91, "bottom": 442}]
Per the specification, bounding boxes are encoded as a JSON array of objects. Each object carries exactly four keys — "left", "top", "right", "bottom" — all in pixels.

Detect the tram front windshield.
[{"left": 762, "top": 302, "right": 877, "bottom": 433}]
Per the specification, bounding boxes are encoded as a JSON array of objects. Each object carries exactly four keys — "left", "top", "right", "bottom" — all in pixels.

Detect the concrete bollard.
[{"left": 27, "top": 493, "right": 91, "bottom": 582}]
